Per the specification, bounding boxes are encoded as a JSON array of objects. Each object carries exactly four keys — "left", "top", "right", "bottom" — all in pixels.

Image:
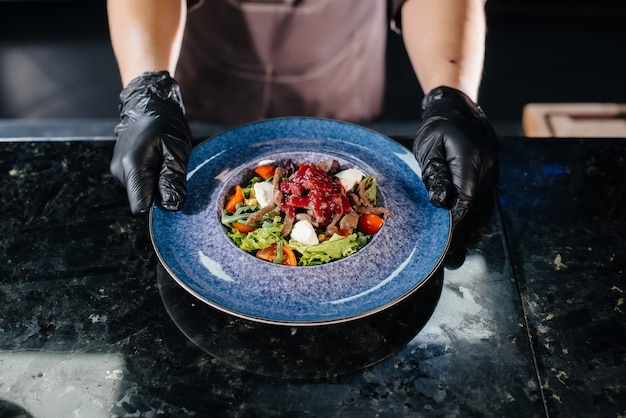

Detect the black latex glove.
[
  {"left": 413, "top": 86, "right": 499, "bottom": 228},
  {"left": 110, "top": 71, "right": 192, "bottom": 215}
]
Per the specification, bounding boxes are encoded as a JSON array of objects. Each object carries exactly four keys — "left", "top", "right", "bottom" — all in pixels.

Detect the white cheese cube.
[
  {"left": 253, "top": 181, "right": 275, "bottom": 208},
  {"left": 335, "top": 168, "right": 364, "bottom": 192},
  {"left": 290, "top": 220, "right": 320, "bottom": 245}
]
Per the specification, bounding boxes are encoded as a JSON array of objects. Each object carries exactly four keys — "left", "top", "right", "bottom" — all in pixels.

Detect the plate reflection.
[{"left": 157, "top": 264, "right": 443, "bottom": 379}]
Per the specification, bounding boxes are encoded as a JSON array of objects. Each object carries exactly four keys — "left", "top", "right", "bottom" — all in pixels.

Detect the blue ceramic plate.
[{"left": 150, "top": 118, "right": 451, "bottom": 326}]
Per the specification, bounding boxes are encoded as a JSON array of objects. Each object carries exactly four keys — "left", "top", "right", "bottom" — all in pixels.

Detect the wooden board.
[{"left": 522, "top": 103, "right": 626, "bottom": 138}]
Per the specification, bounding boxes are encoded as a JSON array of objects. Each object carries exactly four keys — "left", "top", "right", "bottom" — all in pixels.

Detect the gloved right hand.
[{"left": 110, "top": 71, "right": 192, "bottom": 215}]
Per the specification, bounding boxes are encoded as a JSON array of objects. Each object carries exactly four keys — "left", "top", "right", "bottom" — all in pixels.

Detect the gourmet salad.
[{"left": 220, "top": 159, "right": 391, "bottom": 266}]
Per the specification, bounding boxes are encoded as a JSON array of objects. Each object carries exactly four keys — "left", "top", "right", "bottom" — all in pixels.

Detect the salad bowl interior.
[
  {"left": 217, "top": 151, "right": 387, "bottom": 266},
  {"left": 150, "top": 117, "right": 451, "bottom": 326}
]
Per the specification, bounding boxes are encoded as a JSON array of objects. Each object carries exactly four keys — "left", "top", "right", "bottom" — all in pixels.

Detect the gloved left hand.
[
  {"left": 413, "top": 86, "right": 499, "bottom": 228},
  {"left": 110, "top": 71, "right": 192, "bottom": 215}
]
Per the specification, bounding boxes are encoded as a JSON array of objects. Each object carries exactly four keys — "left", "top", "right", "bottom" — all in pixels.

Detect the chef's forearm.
[
  {"left": 107, "top": 0, "right": 187, "bottom": 87},
  {"left": 400, "top": 0, "right": 486, "bottom": 101}
]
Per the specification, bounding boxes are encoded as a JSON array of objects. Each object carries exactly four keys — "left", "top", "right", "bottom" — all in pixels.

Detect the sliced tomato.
[
  {"left": 337, "top": 228, "right": 351, "bottom": 237},
  {"left": 358, "top": 213, "right": 384, "bottom": 235},
  {"left": 256, "top": 243, "right": 297, "bottom": 266},
  {"left": 254, "top": 164, "right": 275, "bottom": 180},
  {"left": 232, "top": 222, "right": 257, "bottom": 233},
  {"left": 225, "top": 185, "right": 244, "bottom": 212}
]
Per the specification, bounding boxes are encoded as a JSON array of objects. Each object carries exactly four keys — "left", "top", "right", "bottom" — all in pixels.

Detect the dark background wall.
[
  {"left": 1, "top": 0, "right": 625, "bottom": 135},
  {"left": 481, "top": 1, "right": 626, "bottom": 129},
  {"left": 0, "top": 1, "right": 120, "bottom": 119}
]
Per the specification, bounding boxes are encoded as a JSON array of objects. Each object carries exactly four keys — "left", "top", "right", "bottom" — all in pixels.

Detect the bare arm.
[
  {"left": 400, "top": 0, "right": 486, "bottom": 101},
  {"left": 107, "top": 0, "right": 187, "bottom": 86}
]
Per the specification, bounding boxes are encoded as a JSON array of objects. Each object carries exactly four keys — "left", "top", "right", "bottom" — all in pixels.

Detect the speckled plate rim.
[{"left": 149, "top": 117, "right": 451, "bottom": 326}]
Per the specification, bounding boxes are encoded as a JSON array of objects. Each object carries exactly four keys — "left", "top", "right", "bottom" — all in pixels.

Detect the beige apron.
[{"left": 176, "top": 0, "right": 387, "bottom": 125}]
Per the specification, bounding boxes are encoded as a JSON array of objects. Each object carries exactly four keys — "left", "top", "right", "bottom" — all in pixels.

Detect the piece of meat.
[
  {"left": 339, "top": 210, "right": 360, "bottom": 231},
  {"left": 281, "top": 215, "right": 295, "bottom": 237},
  {"left": 347, "top": 192, "right": 360, "bottom": 207},
  {"left": 272, "top": 166, "right": 285, "bottom": 207},
  {"left": 357, "top": 180, "right": 373, "bottom": 207},
  {"left": 355, "top": 206, "right": 392, "bottom": 217},
  {"left": 326, "top": 159, "right": 341, "bottom": 175},
  {"left": 295, "top": 213, "right": 319, "bottom": 227},
  {"left": 245, "top": 202, "right": 276, "bottom": 225},
  {"left": 272, "top": 167, "right": 284, "bottom": 186},
  {"left": 324, "top": 213, "right": 342, "bottom": 236}
]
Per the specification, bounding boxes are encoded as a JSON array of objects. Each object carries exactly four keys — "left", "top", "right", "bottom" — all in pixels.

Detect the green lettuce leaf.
[
  {"left": 363, "top": 175, "right": 378, "bottom": 205},
  {"left": 288, "top": 233, "right": 366, "bottom": 266},
  {"left": 230, "top": 215, "right": 284, "bottom": 252},
  {"left": 221, "top": 205, "right": 259, "bottom": 225}
]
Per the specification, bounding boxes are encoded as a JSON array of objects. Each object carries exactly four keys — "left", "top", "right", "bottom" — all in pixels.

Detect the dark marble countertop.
[{"left": 0, "top": 121, "right": 624, "bottom": 417}]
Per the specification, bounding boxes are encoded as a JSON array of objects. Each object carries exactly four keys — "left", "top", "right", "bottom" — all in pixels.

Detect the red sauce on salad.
[{"left": 280, "top": 163, "right": 351, "bottom": 226}]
